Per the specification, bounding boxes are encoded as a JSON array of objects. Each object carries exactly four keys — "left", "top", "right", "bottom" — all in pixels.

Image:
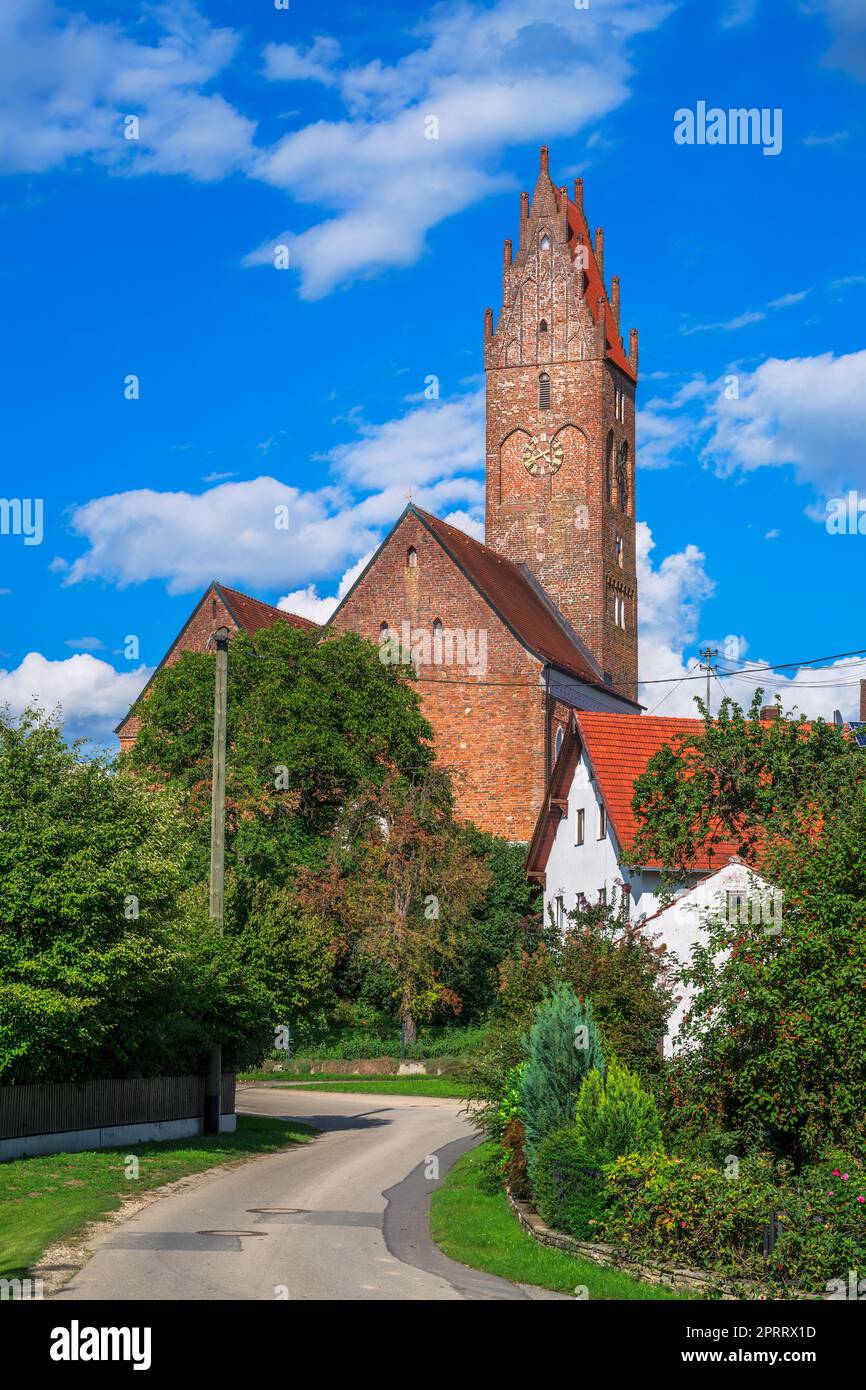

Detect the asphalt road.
[{"left": 52, "top": 1086, "right": 559, "bottom": 1301}]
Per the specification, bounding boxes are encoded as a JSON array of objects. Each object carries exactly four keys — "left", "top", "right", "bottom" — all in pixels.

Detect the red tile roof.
[
  {"left": 574, "top": 712, "right": 739, "bottom": 870},
  {"left": 526, "top": 712, "right": 741, "bottom": 879},
  {"left": 413, "top": 507, "right": 628, "bottom": 693},
  {"left": 556, "top": 184, "right": 635, "bottom": 382},
  {"left": 215, "top": 583, "right": 317, "bottom": 634}
]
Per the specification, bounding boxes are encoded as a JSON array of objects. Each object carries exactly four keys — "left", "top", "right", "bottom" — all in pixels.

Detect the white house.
[{"left": 526, "top": 712, "right": 778, "bottom": 1054}]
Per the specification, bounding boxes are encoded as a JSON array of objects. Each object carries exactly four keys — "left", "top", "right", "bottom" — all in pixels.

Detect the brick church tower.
[{"left": 484, "top": 146, "right": 638, "bottom": 701}]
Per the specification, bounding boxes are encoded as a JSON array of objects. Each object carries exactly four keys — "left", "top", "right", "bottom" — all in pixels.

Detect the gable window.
[
  {"left": 598, "top": 887, "right": 607, "bottom": 906},
  {"left": 379, "top": 621, "right": 390, "bottom": 638},
  {"left": 726, "top": 889, "right": 748, "bottom": 924},
  {"left": 575, "top": 808, "right": 585, "bottom": 846},
  {"left": 407, "top": 546, "right": 417, "bottom": 568},
  {"left": 554, "top": 725, "right": 564, "bottom": 760},
  {"left": 539, "top": 319, "right": 548, "bottom": 333},
  {"left": 538, "top": 372, "right": 551, "bottom": 410},
  {"left": 597, "top": 804, "right": 607, "bottom": 839},
  {"left": 540, "top": 233, "right": 551, "bottom": 251}
]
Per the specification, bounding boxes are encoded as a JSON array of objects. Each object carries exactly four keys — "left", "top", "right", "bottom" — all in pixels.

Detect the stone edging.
[{"left": 505, "top": 1188, "right": 813, "bottom": 1300}]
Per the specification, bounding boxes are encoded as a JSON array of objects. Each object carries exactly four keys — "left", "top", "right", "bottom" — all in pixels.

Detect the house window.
[
  {"left": 407, "top": 546, "right": 417, "bottom": 568},
  {"left": 598, "top": 804, "right": 607, "bottom": 839},
  {"left": 598, "top": 887, "right": 607, "bottom": 906},
  {"left": 538, "top": 372, "right": 551, "bottom": 410},
  {"left": 575, "top": 808, "right": 585, "bottom": 846},
  {"left": 726, "top": 890, "right": 748, "bottom": 924},
  {"left": 555, "top": 895, "right": 565, "bottom": 930},
  {"left": 554, "top": 725, "right": 564, "bottom": 760}
]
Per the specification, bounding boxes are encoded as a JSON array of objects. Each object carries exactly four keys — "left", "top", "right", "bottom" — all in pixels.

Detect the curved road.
[{"left": 52, "top": 1086, "right": 559, "bottom": 1302}]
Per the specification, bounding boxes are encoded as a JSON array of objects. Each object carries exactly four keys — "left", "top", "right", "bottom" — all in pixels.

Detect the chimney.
[
  {"left": 574, "top": 177, "right": 583, "bottom": 208},
  {"left": 861, "top": 678, "right": 866, "bottom": 721},
  {"left": 760, "top": 704, "right": 780, "bottom": 722},
  {"left": 629, "top": 326, "right": 639, "bottom": 373},
  {"left": 484, "top": 306, "right": 493, "bottom": 338},
  {"left": 539, "top": 144, "right": 549, "bottom": 175},
  {"left": 611, "top": 275, "right": 620, "bottom": 329},
  {"left": 595, "top": 226, "right": 604, "bottom": 276},
  {"left": 520, "top": 190, "right": 529, "bottom": 223}
]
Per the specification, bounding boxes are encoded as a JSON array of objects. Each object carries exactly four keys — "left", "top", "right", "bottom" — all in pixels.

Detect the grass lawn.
[
  {"left": 430, "top": 1141, "right": 691, "bottom": 1300},
  {"left": 0, "top": 1113, "right": 316, "bottom": 1281},
  {"left": 241, "top": 1075, "right": 470, "bottom": 1099}
]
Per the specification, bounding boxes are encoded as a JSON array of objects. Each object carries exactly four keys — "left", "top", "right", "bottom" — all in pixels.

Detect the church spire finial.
[{"left": 539, "top": 144, "right": 549, "bottom": 175}]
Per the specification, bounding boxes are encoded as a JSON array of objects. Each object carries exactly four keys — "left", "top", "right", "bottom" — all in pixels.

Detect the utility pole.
[
  {"left": 204, "top": 625, "right": 229, "bottom": 1135},
  {"left": 698, "top": 647, "right": 719, "bottom": 716}
]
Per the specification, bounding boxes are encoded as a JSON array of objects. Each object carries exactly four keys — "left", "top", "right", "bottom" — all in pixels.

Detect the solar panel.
[{"left": 849, "top": 721, "right": 866, "bottom": 749}]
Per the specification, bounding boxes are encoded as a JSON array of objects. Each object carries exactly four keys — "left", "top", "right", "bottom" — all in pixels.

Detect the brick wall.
[
  {"left": 116, "top": 585, "right": 237, "bottom": 752},
  {"left": 484, "top": 163, "right": 638, "bottom": 701},
  {"left": 329, "top": 513, "right": 549, "bottom": 841}
]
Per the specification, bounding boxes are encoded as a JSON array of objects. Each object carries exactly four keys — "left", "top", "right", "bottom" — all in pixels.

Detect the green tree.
[
  {"left": 125, "top": 623, "right": 436, "bottom": 1021},
  {"left": 559, "top": 888, "right": 676, "bottom": 1079},
  {"left": 631, "top": 692, "right": 862, "bottom": 890},
  {"left": 297, "top": 766, "right": 489, "bottom": 1041},
  {"left": 0, "top": 708, "right": 273, "bottom": 1082}
]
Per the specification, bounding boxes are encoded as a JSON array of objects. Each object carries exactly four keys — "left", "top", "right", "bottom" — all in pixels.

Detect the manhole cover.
[
  {"left": 246, "top": 1207, "right": 310, "bottom": 1215},
  {"left": 196, "top": 1230, "right": 266, "bottom": 1237}
]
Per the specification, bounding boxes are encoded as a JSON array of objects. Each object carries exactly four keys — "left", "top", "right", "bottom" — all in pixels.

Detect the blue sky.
[{"left": 1, "top": 0, "right": 865, "bottom": 742}]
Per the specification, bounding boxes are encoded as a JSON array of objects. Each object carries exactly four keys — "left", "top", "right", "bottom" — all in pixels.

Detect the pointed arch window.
[
  {"left": 554, "top": 725, "right": 564, "bottom": 761},
  {"left": 540, "top": 233, "right": 551, "bottom": 251},
  {"left": 538, "top": 372, "right": 551, "bottom": 410},
  {"left": 605, "top": 430, "right": 615, "bottom": 504},
  {"left": 407, "top": 546, "right": 417, "bottom": 568},
  {"left": 616, "top": 441, "right": 629, "bottom": 513},
  {"left": 539, "top": 319, "right": 548, "bottom": 333}
]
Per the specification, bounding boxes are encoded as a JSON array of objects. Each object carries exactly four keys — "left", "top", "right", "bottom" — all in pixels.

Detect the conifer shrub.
[
  {"left": 574, "top": 1062, "right": 663, "bottom": 1166},
  {"left": 518, "top": 982, "right": 604, "bottom": 1186}
]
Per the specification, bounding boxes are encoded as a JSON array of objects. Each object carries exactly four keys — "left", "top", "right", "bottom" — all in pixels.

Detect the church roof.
[
  {"left": 559, "top": 186, "right": 635, "bottom": 382},
  {"left": 114, "top": 581, "right": 316, "bottom": 735},
  {"left": 215, "top": 583, "right": 317, "bottom": 635},
  {"left": 408, "top": 507, "right": 616, "bottom": 690}
]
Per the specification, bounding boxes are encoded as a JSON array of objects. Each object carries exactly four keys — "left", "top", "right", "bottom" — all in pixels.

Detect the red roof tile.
[
  {"left": 216, "top": 583, "right": 317, "bottom": 634},
  {"left": 557, "top": 185, "right": 635, "bottom": 382},
  {"left": 574, "top": 712, "right": 741, "bottom": 870}
]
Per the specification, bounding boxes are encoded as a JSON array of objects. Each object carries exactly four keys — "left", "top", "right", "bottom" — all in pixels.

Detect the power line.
[{"left": 640, "top": 646, "right": 866, "bottom": 684}]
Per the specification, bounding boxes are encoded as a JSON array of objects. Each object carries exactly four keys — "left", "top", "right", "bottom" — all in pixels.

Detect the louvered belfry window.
[{"left": 538, "top": 372, "right": 551, "bottom": 410}]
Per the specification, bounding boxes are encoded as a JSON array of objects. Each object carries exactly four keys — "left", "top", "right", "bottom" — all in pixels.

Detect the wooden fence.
[{"left": 0, "top": 1074, "right": 236, "bottom": 1141}]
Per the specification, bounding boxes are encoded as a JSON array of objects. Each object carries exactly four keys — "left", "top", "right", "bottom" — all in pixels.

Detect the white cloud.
[
  {"left": 277, "top": 549, "right": 375, "bottom": 624},
  {"left": 703, "top": 349, "right": 866, "bottom": 496},
  {"left": 809, "top": 0, "right": 866, "bottom": 80},
  {"left": 636, "top": 520, "right": 866, "bottom": 721},
  {"left": 61, "top": 389, "right": 485, "bottom": 595},
  {"left": 0, "top": 0, "right": 254, "bottom": 180},
  {"left": 249, "top": 0, "right": 673, "bottom": 296},
  {"left": 0, "top": 650, "right": 150, "bottom": 743}
]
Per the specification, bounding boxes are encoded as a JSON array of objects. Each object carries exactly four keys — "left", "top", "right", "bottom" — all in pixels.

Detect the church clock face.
[{"left": 522, "top": 432, "right": 563, "bottom": 477}]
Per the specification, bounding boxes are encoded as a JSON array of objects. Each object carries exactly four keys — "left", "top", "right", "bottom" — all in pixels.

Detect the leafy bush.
[
  {"left": 0, "top": 709, "right": 274, "bottom": 1082},
  {"left": 598, "top": 1149, "right": 866, "bottom": 1293},
  {"left": 534, "top": 1129, "right": 606, "bottom": 1239},
  {"left": 574, "top": 1062, "right": 663, "bottom": 1166},
  {"left": 518, "top": 982, "right": 604, "bottom": 1184}
]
